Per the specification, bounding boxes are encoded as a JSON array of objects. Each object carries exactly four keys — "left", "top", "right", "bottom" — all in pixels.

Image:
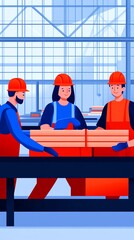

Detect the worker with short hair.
[
  {"left": 97, "top": 71, "right": 134, "bottom": 149},
  {"left": 95, "top": 71, "right": 134, "bottom": 199},
  {"left": 0, "top": 78, "right": 58, "bottom": 198}
]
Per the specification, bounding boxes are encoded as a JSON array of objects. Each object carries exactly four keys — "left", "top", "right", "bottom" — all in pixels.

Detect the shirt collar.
[
  {"left": 6, "top": 101, "right": 18, "bottom": 112},
  {"left": 57, "top": 101, "right": 70, "bottom": 107}
]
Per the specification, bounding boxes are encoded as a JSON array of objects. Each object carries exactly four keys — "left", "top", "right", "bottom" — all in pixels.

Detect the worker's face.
[
  {"left": 15, "top": 92, "right": 25, "bottom": 104},
  {"left": 110, "top": 84, "right": 125, "bottom": 98},
  {"left": 58, "top": 86, "right": 71, "bottom": 100}
]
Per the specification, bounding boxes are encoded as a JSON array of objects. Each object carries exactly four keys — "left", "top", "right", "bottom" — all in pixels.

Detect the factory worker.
[
  {"left": 0, "top": 78, "right": 58, "bottom": 198},
  {"left": 97, "top": 71, "right": 134, "bottom": 154},
  {"left": 28, "top": 73, "right": 87, "bottom": 199},
  {"left": 91, "top": 72, "right": 134, "bottom": 199}
]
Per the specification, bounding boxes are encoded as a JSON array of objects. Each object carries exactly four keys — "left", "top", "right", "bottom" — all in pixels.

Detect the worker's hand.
[
  {"left": 96, "top": 127, "right": 104, "bottom": 130},
  {"left": 54, "top": 118, "right": 80, "bottom": 130},
  {"left": 41, "top": 124, "right": 54, "bottom": 130},
  {"left": 112, "top": 142, "right": 128, "bottom": 152},
  {"left": 44, "top": 146, "right": 58, "bottom": 157}
]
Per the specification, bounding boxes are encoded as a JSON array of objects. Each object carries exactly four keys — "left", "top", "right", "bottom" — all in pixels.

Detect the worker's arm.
[
  {"left": 5, "top": 109, "right": 44, "bottom": 152},
  {"left": 127, "top": 101, "right": 134, "bottom": 147},
  {"left": 40, "top": 103, "right": 54, "bottom": 130},
  {"left": 23, "top": 130, "right": 30, "bottom": 137},
  {"left": 121, "top": 101, "right": 134, "bottom": 147},
  {"left": 96, "top": 104, "right": 108, "bottom": 129},
  {"left": 112, "top": 101, "right": 134, "bottom": 152},
  {"left": 129, "top": 101, "right": 134, "bottom": 130},
  {"left": 75, "top": 106, "right": 87, "bottom": 129}
]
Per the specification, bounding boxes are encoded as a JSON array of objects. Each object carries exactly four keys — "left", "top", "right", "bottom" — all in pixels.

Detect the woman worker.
[{"left": 29, "top": 73, "right": 87, "bottom": 199}]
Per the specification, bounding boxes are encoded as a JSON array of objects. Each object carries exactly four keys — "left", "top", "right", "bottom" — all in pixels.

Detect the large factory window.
[{"left": 0, "top": 0, "right": 132, "bottom": 116}]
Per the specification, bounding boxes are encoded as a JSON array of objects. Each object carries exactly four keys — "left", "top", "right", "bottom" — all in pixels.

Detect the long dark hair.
[{"left": 52, "top": 86, "right": 75, "bottom": 104}]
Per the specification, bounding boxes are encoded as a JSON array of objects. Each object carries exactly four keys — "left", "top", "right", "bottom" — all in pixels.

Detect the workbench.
[
  {"left": 1, "top": 156, "right": 134, "bottom": 227},
  {"left": 30, "top": 129, "right": 129, "bottom": 197}
]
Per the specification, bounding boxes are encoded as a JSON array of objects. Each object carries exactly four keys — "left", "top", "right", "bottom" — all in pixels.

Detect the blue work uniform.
[
  {"left": 0, "top": 101, "right": 44, "bottom": 155},
  {"left": 40, "top": 101, "right": 87, "bottom": 129}
]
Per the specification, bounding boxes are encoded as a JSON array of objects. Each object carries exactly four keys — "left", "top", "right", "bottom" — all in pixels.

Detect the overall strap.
[
  {"left": 71, "top": 104, "right": 75, "bottom": 118},
  {"left": 0, "top": 104, "right": 10, "bottom": 122},
  {"left": 52, "top": 102, "right": 75, "bottom": 123},
  {"left": 109, "top": 101, "right": 112, "bottom": 122},
  {"left": 52, "top": 101, "right": 57, "bottom": 123},
  {"left": 0, "top": 105, "right": 10, "bottom": 131},
  {"left": 124, "top": 99, "right": 129, "bottom": 122},
  {"left": 106, "top": 101, "right": 111, "bottom": 123}
]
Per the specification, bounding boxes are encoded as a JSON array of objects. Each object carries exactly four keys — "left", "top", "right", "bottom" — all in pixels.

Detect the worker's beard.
[{"left": 16, "top": 96, "right": 24, "bottom": 104}]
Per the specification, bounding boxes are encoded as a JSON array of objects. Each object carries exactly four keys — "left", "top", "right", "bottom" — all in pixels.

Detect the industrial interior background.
[{"left": 0, "top": 0, "right": 134, "bottom": 238}]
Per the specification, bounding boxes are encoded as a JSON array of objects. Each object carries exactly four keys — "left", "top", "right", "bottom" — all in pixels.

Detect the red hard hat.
[
  {"left": 7, "top": 78, "right": 29, "bottom": 92},
  {"left": 107, "top": 71, "right": 126, "bottom": 85},
  {"left": 53, "top": 73, "right": 74, "bottom": 86}
]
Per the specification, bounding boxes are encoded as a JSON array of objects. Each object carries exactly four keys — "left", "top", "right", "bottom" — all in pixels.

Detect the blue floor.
[
  {"left": 1, "top": 212, "right": 134, "bottom": 228},
  {"left": 0, "top": 226, "right": 134, "bottom": 240},
  {"left": 1, "top": 212, "right": 134, "bottom": 240}
]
